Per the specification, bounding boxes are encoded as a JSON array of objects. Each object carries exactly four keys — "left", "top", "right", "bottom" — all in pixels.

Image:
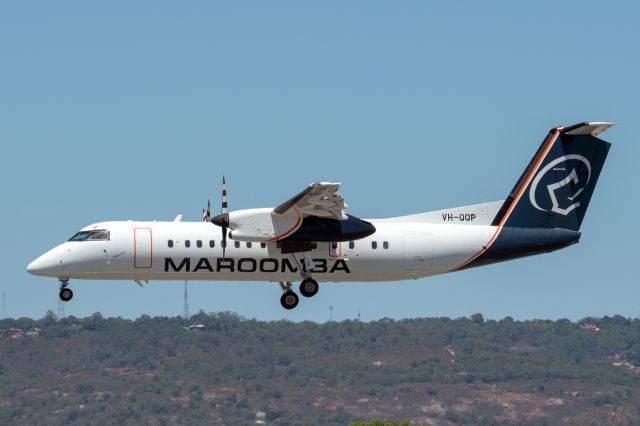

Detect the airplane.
[{"left": 27, "top": 122, "right": 612, "bottom": 310}]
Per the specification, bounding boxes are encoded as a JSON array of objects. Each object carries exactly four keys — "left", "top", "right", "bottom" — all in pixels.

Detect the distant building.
[
  {"left": 187, "top": 324, "right": 205, "bottom": 330},
  {"left": 580, "top": 323, "right": 600, "bottom": 332},
  {"left": 25, "top": 328, "right": 40, "bottom": 337}
]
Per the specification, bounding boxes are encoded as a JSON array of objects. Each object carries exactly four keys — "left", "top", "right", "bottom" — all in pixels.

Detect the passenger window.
[
  {"left": 246, "top": 242, "right": 252, "bottom": 248},
  {"left": 383, "top": 241, "right": 389, "bottom": 249},
  {"left": 371, "top": 241, "right": 377, "bottom": 249},
  {"left": 168, "top": 240, "right": 174, "bottom": 248},
  {"left": 234, "top": 241, "right": 240, "bottom": 248},
  {"left": 311, "top": 242, "right": 317, "bottom": 249},
  {"left": 349, "top": 241, "right": 354, "bottom": 249},
  {"left": 185, "top": 240, "right": 191, "bottom": 248},
  {"left": 209, "top": 240, "right": 215, "bottom": 248},
  {"left": 221, "top": 240, "right": 227, "bottom": 248},
  {"left": 260, "top": 243, "right": 266, "bottom": 249},
  {"left": 196, "top": 240, "right": 202, "bottom": 248},
  {"left": 331, "top": 242, "right": 338, "bottom": 249}
]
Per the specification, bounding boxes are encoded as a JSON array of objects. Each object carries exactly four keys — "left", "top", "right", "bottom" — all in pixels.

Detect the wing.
[{"left": 274, "top": 182, "right": 347, "bottom": 220}]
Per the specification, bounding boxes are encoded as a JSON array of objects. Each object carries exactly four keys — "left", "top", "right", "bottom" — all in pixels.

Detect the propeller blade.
[
  {"left": 221, "top": 225, "right": 227, "bottom": 258},
  {"left": 211, "top": 176, "right": 230, "bottom": 257},
  {"left": 222, "top": 176, "right": 228, "bottom": 214}
]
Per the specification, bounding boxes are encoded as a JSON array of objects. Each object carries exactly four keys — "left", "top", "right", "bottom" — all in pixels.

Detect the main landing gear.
[
  {"left": 279, "top": 283, "right": 299, "bottom": 310},
  {"left": 299, "top": 278, "right": 319, "bottom": 298},
  {"left": 59, "top": 279, "right": 73, "bottom": 302},
  {"left": 278, "top": 253, "right": 320, "bottom": 310},
  {"left": 275, "top": 252, "right": 322, "bottom": 309},
  {"left": 277, "top": 277, "right": 320, "bottom": 310}
]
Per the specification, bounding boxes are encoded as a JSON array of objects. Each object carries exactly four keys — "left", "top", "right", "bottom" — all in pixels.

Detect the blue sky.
[{"left": 1, "top": 1, "right": 637, "bottom": 322}]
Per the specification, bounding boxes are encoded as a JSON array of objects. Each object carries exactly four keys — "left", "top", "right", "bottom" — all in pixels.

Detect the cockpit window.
[
  {"left": 69, "top": 231, "right": 92, "bottom": 241},
  {"left": 68, "top": 230, "right": 110, "bottom": 241},
  {"left": 88, "top": 230, "right": 110, "bottom": 240}
]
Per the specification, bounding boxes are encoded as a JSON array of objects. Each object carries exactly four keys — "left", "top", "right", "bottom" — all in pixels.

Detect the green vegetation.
[{"left": 1, "top": 312, "right": 640, "bottom": 425}]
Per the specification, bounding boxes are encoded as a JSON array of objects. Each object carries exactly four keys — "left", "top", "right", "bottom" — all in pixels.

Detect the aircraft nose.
[{"left": 27, "top": 250, "right": 61, "bottom": 276}]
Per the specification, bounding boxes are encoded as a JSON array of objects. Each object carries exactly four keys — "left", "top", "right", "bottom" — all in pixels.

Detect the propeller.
[
  {"left": 202, "top": 198, "right": 211, "bottom": 222},
  {"left": 211, "top": 176, "right": 229, "bottom": 257}
]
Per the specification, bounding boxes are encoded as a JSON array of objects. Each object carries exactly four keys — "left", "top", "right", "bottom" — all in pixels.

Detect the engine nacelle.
[
  {"left": 227, "top": 208, "right": 376, "bottom": 244},
  {"left": 227, "top": 208, "right": 302, "bottom": 242}
]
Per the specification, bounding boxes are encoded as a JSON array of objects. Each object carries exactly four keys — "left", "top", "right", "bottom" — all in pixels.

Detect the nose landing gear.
[{"left": 59, "top": 279, "right": 73, "bottom": 302}]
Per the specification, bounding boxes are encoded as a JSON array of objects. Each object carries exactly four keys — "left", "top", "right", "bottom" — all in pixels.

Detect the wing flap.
[{"left": 274, "top": 182, "right": 346, "bottom": 220}]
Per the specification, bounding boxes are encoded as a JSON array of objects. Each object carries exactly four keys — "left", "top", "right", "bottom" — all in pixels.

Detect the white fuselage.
[
  {"left": 26, "top": 121, "right": 612, "bottom": 310},
  {"left": 27, "top": 211, "right": 499, "bottom": 284},
  {"left": 25, "top": 194, "right": 583, "bottom": 311}
]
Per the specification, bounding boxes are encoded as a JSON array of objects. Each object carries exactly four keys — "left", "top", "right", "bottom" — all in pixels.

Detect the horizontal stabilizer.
[{"left": 562, "top": 122, "right": 614, "bottom": 137}]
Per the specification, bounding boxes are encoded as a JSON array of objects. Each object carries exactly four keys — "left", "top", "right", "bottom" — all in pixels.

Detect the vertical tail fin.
[{"left": 492, "top": 122, "right": 612, "bottom": 231}]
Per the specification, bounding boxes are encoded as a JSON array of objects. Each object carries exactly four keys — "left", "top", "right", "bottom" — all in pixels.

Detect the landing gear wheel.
[
  {"left": 299, "top": 278, "right": 319, "bottom": 298},
  {"left": 59, "top": 288, "right": 73, "bottom": 302},
  {"left": 280, "top": 291, "right": 299, "bottom": 310}
]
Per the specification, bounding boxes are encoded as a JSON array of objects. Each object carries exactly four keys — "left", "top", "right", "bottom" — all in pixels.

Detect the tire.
[
  {"left": 299, "top": 278, "right": 319, "bottom": 298},
  {"left": 280, "top": 291, "right": 299, "bottom": 310},
  {"left": 59, "top": 288, "right": 73, "bottom": 302}
]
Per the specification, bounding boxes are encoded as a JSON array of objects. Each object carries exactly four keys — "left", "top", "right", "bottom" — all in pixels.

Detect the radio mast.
[
  {"left": 183, "top": 281, "right": 190, "bottom": 320},
  {"left": 57, "top": 298, "right": 65, "bottom": 319}
]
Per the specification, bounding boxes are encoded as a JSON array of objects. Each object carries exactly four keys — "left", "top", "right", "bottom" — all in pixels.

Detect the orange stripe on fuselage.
[{"left": 450, "top": 127, "right": 562, "bottom": 271}]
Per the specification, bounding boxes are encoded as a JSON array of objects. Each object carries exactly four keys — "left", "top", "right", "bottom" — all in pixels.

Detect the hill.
[{"left": 1, "top": 312, "right": 640, "bottom": 425}]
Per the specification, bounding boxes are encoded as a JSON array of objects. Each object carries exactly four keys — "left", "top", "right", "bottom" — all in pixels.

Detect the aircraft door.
[
  {"left": 134, "top": 228, "right": 153, "bottom": 268},
  {"left": 329, "top": 241, "right": 342, "bottom": 257},
  {"left": 403, "top": 234, "right": 432, "bottom": 271}
]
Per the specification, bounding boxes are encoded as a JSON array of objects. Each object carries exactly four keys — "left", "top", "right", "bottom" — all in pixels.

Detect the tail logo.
[{"left": 529, "top": 155, "right": 592, "bottom": 216}]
